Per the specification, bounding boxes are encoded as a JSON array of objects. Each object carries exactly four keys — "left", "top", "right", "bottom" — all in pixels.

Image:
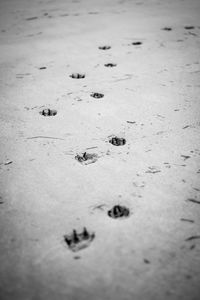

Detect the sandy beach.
[{"left": 0, "top": 0, "right": 200, "bottom": 299}]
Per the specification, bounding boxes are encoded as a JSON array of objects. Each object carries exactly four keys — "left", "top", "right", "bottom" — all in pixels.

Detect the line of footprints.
[
  {"left": 38, "top": 44, "right": 138, "bottom": 252},
  {"left": 39, "top": 43, "right": 139, "bottom": 253},
  {"left": 37, "top": 25, "right": 197, "bottom": 253}
]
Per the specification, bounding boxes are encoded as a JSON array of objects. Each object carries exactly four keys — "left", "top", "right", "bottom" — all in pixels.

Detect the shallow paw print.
[
  {"left": 75, "top": 152, "right": 98, "bottom": 165},
  {"left": 109, "top": 136, "right": 126, "bottom": 146},
  {"left": 64, "top": 228, "right": 95, "bottom": 252},
  {"left": 184, "top": 26, "right": 195, "bottom": 30},
  {"left": 90, "top": 92, "right": 104, "bottom": 99},
  {"left": 132, "top": 41, "right": 142, "bottom": 45},
  {"left": 162, "top": 27, "right": 172, "bottom": 31},
  {"left": 98, "top": 45, "right": 111, "bottom": 50},
  {"left": 104, "top": 63, "right": 117, "bottom": 67},
  {"left": 39, "top": 109, "right": 57, "bottom": 116},
  {"left": 70, "top": 73, "right": 85, "bottom": 79},
  {"left": 108, "top": 205, "right": 130, "bottom": 219}
]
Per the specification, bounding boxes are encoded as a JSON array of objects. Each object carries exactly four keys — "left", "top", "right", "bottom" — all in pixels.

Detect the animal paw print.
[
  {"left": 64, "top": 227, "right": 95, "bottom": 252},
  {"left": 90, "top": 92, "right": 104, "bottom": 99},
  {"left": 109, "top": 137, "right": 126, "bottom": 146},
  {"left": 162, "top": 27, "right": 172, "bottom": 31},
  {"left": 98, "top": 45, "right": 111, "bottom": 50},
  {"left": 132, "top": 41, "right": 142, "bottom": 45},
  {"left": 40, "top": 109, "right": 57, "bottom": 116},
  {"left": 75, "top": 152, "right": 98, "bottom": 165},
  {"left": 70, "top": 73, "right": 85, "bottom": 79},
  {"left": 104, "top": 63, "right": 117, "bottom": 67},
  {"left": 108, "top": 205, "right": 130, "bottom": 218}
]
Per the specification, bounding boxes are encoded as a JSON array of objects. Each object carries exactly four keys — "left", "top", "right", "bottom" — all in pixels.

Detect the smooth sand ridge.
[{"left": 0, "top": 0, "right": 200, "bottom": 299}]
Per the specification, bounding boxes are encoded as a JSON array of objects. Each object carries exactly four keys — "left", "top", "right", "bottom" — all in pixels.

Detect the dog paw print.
[
  {"left": 132, "top": 41, "right": 142, "bottom": 45},
  {"left": 90, "top": 92, "right": 104, "bottom": 99},
  {"left": 104, "top": 63, "right": 117, "bottom": 67},
  {"left": 70, "top": 73, "right": 85, "bottom": 79},
  {"left": 75, "top": 152, "right": 98, "bottom": 165},
  {"left": 108, "top": 205, "right": 130, "bottom": 219},
  {"left": 64, "top": 228, "right": 95, "bottom": 252},
  {"left": 39, "top": 109, "right": 57, "bottom": 116},
  {"left": 162, "top": 27, "right": 172, "bottom": 31},
  {"left": 184, "top": 26, "right": 195, "bottom": 30},
  {"left": 109, "top": 136, "right": 126, "bottom": 146},
  {"left": 98, "top": 45, "right": 111, "bottom": 50}
]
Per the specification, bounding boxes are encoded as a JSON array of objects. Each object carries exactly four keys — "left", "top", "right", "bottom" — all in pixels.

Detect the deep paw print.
[
  {"left": 108, "top": 205, "right": 130, "bottom": 219},
  {"left": 162, "top": 27, "right": 172, "bottom": 31},
  {"left": 104, "top": 63, "right": 117, "bottom": 67},
  {"left": 98, "top": 45, "right": 111, "bottom": 50},
  {"left": 64, "top": 228, "right": 95, "bottom": 252},
  {"left": 70, "top": 73, "right": 85, "bottom": 79},
  {"left": 39, "top": 109, "right": 57, "bottom": 116},
  {"left": 90, "top": 92, "right": 104, "bottom": 99},
  {"left": 109, "top": 136, "right": 126, "bottom": 146},
  {"left": 184, "top": 26, "right": 195, "bottom": 30},
  {"left": 75, "top": 152, "right": 98, "bottom": 165},
  {"left": 132, "top": 41, "right": 142, "bottom": 45}
]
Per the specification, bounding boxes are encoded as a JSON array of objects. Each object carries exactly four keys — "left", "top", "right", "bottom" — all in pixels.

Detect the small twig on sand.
[
  {"left": 85, "top": 146, "right": 98, "bottom": 150},
  {"left": 187, "top": 198, "right": 200, "bottom": 204},
  {"left": 4, "top": 161, "right": 13, "bottom": 165},
  {"left": 185, "top": 235, "right": 200, "bottom": 241},
  {"left": 27, "top": 136, "right": 65, "bottom": 140},
  {"left": 180, "top": 218, "right": 194, "bottom": 223}
]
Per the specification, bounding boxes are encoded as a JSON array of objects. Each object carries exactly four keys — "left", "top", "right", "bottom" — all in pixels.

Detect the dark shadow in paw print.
[
  {"left": 90, "top": 92, "right": 104, "bottom": 99},
  {"left": 109, "top": 137, "right": 126, "bottom": 146},
  {"left": 104, "top": 63, "right": 117, "bottom": 67},
  {"left": 98, "top": 45, "right": 111, "bottom": 50},
  {"left": 70, "top": 73, "right": 85, "bottom": 79},
  {"left": 162, "top": 27, "right": 172, "bottom": 31},
  {"left": 104, "top": 63, "right": 117, "bottom": 68},
  {"left": 184, "top": 26, "right": 195, "bottom": 30},
  {"left": 40, "top": 109, "right": 57, "bottom": 116},
  {"left": 108, "top": 205, "right": 130, "bottom": 219},
  {"left": 132, "top": 41, "right": 142, "bottom": 45},
  {"left": 64, "top": 228, "right": 95, "bottom": 252},
  {"left": 75, "top": 152, "right": 98, "bottom": 165}
]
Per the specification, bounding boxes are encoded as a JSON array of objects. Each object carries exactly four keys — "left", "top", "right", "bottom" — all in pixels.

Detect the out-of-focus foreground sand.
[{"left": 0, "top": 0, "right": 200, "bottom": 299}]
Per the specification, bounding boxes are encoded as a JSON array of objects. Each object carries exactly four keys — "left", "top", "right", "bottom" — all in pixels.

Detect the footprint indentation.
[
  {"left": 162, "top": 27, "right": 172, "bottom": 31},
  {"left": 40, "top": 109, "right": 57, "bottom": 116},
  {"left": 70, "top": 73, "right": 85, "bottom": 79},
  {"left": 90, "top": 92, "right": 104, "bottom": 99},
  {"left": 99, "top": 45, "right": 111, "bottom": 50},
  {"left": 108, "top": 205, "right": 130, "bottom": 219},
  {"left": 184, "top": 26, "right": 195, "bottom": 30},
  {"left": 64, "top": 228, "right": 95, "bottom": 252},
  {"left": 132, "top": 41, "right": 142, "bottom": 45},
  {"left": 75, "top": 152, "right": 98, "bottom": 165},
  {"left": 109, "top": 137, "right": 126, "bottom": 146},
  {"left": 104, "top": 63, "right": 117, "bottom": 67}
]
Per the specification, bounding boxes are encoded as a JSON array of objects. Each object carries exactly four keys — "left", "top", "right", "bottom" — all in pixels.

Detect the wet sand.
[{"left": 0, "top": 0, "right": 200, "bottom": 299}]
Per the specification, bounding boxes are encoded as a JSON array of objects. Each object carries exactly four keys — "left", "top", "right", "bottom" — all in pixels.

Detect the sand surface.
[{"left": 0, "top": 0, "right": 200, "bottom": 299}]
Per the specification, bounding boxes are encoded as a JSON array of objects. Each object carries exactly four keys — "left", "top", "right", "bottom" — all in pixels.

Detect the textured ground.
[{"left": 0, "top": 0, "right": 200, "bottom": 299}]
